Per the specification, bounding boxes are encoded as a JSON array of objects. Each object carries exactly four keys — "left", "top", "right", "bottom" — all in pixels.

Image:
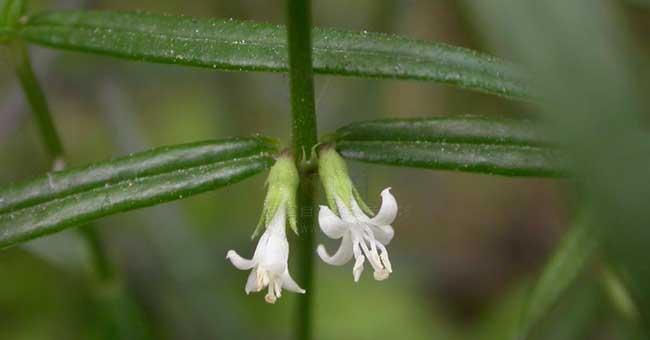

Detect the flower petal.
[
  {"left": 267, "top": 203, "right": 287, "bottom": 233},
  {"left": 335, "top": 196, "right": 356, "bottom": 223},
  {"left": 371, "top": 224, "right": 395, "bottom": 245},
  {"left": 318, "top": 205, "right": 348, "bottom": 239},
  {"left": 251, "top": 230, "right": 271, "bottom": 261},
  {"left": 258, "top": 233, "right": 289, "bottom": 274},
  {"left": 245, "top": 268, "right": 260, "bottom": 294},
  {"left": 370, "top": 188, "right": 397, "bottom": 226},
  {"left": 226, "top": 250, "right": 256, "bottom": 270},
  {"left": 281, "top": 270, "right": 306, "bottom": 294},
  {"left": 350, "top": 199, "right": 372, "bottom": 222},
  {"left": 317, "top": 234, "right": 353, "bottom": 266}
]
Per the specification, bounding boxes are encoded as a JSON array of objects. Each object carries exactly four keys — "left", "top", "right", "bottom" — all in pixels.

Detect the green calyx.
[
  {"left": 0, "top": 0, "right": 25, "bottom": 42},
  {"left": 317, "top": 146, "right": 372, "bottom": 216},
  {"left": 253, "top": 152, "right": 299, "bottom": 238}
]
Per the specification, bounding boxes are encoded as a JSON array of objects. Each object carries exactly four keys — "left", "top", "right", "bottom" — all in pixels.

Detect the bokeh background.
[{"left": 1, "top": 0, "right": 649, "bottom": 339}]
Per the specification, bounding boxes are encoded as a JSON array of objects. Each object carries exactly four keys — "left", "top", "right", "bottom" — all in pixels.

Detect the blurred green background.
[{"left": 1, "top": 0, "right": 649, "bottom": 339}]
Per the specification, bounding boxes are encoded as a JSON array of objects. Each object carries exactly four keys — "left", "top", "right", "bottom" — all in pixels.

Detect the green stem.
[
  {"left": 286, "top": 0, "right": 318, "bottom": 339},
  {"left": 79, "top": 225, "right": 116, "bottom": 281},
  {"left": 295, "top": 173, "right": 316, "bottom": 340},
  {"left": 14, "top": 43, "right": 64, "bottom": 162},
  {"left": 287, "top": 0, "right": 318, "bottom": 157}
]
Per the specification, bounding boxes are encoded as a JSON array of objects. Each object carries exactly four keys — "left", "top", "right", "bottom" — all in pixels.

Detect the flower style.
[
  {"left": 317, "top": 147, "right": 398, "bottom": 282},
  {"left": 226, "top": 154, "right": 305, "bottom": 303}
]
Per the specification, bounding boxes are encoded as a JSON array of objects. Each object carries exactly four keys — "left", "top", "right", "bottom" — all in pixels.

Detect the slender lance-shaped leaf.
[
  {"left": 334, "top": 116, "right": 566, "bottom": 177},
  {"left": 0, "top": 137, "right": 276, "bottom": 248},
  {"left": 0, "top": 137, "right": 274, "bottom": 213},
  {"left": 336, "top": 115, "right": 548, "bottom": 146},
  {"left": 518, "top": 212, "right": 598, "bottom": 339},
  {"left": 16, "top": 10, "right": 528, "bottom": 99}
]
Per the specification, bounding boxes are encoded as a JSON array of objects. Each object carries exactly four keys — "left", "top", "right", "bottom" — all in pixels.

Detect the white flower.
[
  {"left": 317, "top": 188, "right": 397, "bottom": 282},
  {"left": 226, "top": 204, "right": 305, "bottom": 303},
  {"left": 226, "top": 154, "right": 303, "bottom": 304}
]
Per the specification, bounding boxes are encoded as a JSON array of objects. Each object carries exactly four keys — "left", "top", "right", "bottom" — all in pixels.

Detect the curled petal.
[
  {"left": 370, "top": 188, "right": 398, "bottom": 226},
  {"left": 281, "top": 270, "right": 306, "bottom": 294},
  {"left": 318, "top": 205, "right": 348, "bottom": 239},
  {"left": 317, "top": 234, "right": 353, "bottom": 266},
  {"left": 226, "top": 250, "right": 256, "bottom": 270}
]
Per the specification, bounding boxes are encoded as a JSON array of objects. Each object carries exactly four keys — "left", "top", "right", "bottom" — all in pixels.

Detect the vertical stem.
[
  {"left": 287, "top": 0, "right": 318, "bottom": 156},
  {"left": 295, "top": 173, "right": 316, "bottom": 340},
  {"left": 79, "top": 225, "right": 116, "bottom": 281},
  {"left": 286, "top": 0, "right": 318, "bottom": 340},
  {"left": 14, "top": 43, "right": 64, "bottom": 163}
]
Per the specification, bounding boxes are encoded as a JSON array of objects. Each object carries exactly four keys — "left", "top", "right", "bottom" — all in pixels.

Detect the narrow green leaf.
[
  {"left": 519, "top": 215, "right": 598, "bottom": 339},
  {"left": 467, "top": 0, "right": 650, "bottom": 331},
  {"left": 0, "top": 137, "right": 274, "bottom": 213},
  {"left": 334, "top": 116, "right": 565, "bottom": 177},
  {"left": 336, "top": 116, "right": 547, "bottom": 146},
  {"left": 0, "top": 137, "right": 276, "bottom": 248},
  {"left": 17, "top": 10, "right": 528, "bottom": 99}
]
